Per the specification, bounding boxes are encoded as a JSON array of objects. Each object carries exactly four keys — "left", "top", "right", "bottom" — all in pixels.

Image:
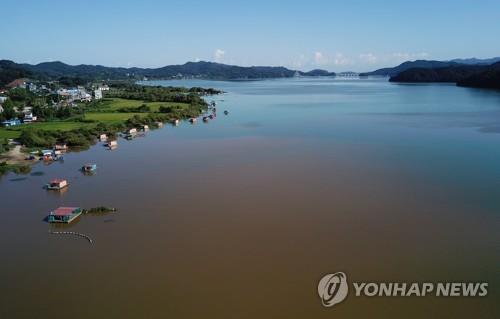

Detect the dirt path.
[{"left": 0, "top": 145, "right": 28, "bottom": 164}]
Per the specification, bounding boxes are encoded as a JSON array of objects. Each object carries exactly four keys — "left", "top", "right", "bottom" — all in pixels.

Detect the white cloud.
[
  {"left": 358, "top": 53, "right": 377, "bottom": 64},
  {"left": 290, "top": 54, "right": 307, "bottom": 68},
  {"left": 213, "top": 49, "right": 225, "bottom": 63},
  {"left": 392, "top": 52, "right": 429, "bottom": 60},
  {"left": 333, "top": 53, "right": 353, "bottom": 66},
  {"left": 314, "top": 51, "right": 326, "bottom": 65}
]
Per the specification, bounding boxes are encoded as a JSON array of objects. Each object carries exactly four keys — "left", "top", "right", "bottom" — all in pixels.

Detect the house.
[
  {"left": 0, "top": 96, "right": 7, "bottom": 103},
  {"left": 81, "top": 92, "right": 92, "bottom": 102},
  {"left": 107, "top": 140, "right": 118, "bottom": 148},
  {"left": 98, "top": 85, "right": 110, "bottom": 91},
  {"left": 23, "top": 112, "right": 37, "bottom": 123},
  {"left": 27, "top": 82, "right": 37, "bottom": 92},
  {"left": 94, "top": 88, "right": 103, "bottom": 100},
  {"left": 99, "top": 134, "right": 107, "bottom": 141},
  {"left": 46, "top": 179, "right": 68, "bottom": 190},
  {"left": 126, "top": 128, "right": 137, "bottom": 135},
  {"left": 6, "top": 78, "right": 27, "bottom": 89},
  {"left": 47, "top": 207, "right": 82, "bottom": 223},
  {"left": 1, "top": 119, "right": 21, "bottom": 127}
]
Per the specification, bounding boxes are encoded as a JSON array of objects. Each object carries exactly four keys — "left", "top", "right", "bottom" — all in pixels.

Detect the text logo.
[{"left": 318, "top": 272, "right": 349, "bottom": 307}]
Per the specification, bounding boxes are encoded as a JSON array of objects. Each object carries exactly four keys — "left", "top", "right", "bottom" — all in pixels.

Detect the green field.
[
  {"left": 94, "top": 98, "right": 188, "bottom": 112},
  {"left": 84, "top": 112, "right": 146, "bottom": 123},
  {"left": 0, "top": 122, "right": 90, "bottom": 139},
  {"left": 1, "top": 97, "right": 195, "bottom": 145},
  {"left": 0, "top": 129, "right": 21, "bottom": 139}
]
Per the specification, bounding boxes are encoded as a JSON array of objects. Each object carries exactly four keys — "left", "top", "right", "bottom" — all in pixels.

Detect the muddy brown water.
[{"left": 0, "top": 78, "right": 499, "bottom": 318}]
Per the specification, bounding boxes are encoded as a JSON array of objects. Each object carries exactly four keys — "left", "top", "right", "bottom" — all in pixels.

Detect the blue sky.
[{"left": 1, "top": 0, "right": 499, "bottom": 71}]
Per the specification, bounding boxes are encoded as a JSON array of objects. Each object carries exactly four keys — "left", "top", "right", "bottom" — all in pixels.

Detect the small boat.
[
  {"left": 99, "top": 134, "right": 107, "bottom": 141},
  {"left": 46, "top": 179, "right": 68, "bottom": 190},
  {"left": 81, "top": 163, "right": 97, "bottom": 172},
  {"left": 189, "top": 118, "right": 197, "bottom": 123},
  {"left": 172, "top": 119, "right": 180, "bottom": 126},
  {"left": 209, "top": 114, "right": 214, "bottom": 120},
  {"left": 203, "top": 116, "right": 209, "bottom": 122},
  {"left": 224, "top": 110, "right": 229, "bottom": 115},
  {"left": 142, "top": 125, "right": 149, "bottom": 131}
]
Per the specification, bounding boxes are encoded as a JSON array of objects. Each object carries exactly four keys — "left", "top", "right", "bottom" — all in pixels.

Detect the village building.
[
  {"left": 54, "top": 143, "right": 68, "bottom": 151},
  {"left": 94, "top": 88, "right": 103, "bottom": 100},
  {"left": 1, "top": 119, "right": 21, "bottom": 127},
  {"left": 6, "top": 78, "right": 27, "bottom": 89},
  {"left": 23, "top": 112, "right": 37, "bottom": 123}
]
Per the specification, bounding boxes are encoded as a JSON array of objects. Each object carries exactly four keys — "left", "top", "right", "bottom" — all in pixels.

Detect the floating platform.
[
  {"left": 82, "top": 163, "right": 97, "bottom": 172},
  {"left": 48, "top": 207, "right": 82, "bottom": 223},
  {"left": 46, "top": 179, "right": 68, "bottom": 190}
]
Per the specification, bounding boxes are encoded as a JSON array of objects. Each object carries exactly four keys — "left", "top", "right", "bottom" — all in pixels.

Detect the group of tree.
[{"left": 107, "top": 83, "right": 221, "bottom": 106}]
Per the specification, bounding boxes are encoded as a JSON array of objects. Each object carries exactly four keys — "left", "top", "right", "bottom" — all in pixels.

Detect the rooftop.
[{"left": 51, "top": 207, "right": 80, "bottom": 216}]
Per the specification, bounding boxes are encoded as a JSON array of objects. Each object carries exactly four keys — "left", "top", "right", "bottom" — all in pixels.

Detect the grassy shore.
[{"left": 0, "top": 97, "right": 196, "bottom": 140}]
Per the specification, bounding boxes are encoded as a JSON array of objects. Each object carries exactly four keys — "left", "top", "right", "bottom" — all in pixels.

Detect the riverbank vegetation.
[
  {"left": 0, "top": 162, "right": 31, "bottom": 175},
  {"left": 0, "top": 82, "right": 222, "bottom": 155}
]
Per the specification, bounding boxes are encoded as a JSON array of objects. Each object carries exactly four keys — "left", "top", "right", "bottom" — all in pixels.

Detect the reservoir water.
[{"left": 1, "top": 77, "right": 499, "bottom": 318}]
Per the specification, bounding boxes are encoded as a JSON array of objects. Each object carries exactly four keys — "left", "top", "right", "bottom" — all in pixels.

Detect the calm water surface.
[{"left": 1, "top": 77, "right": 499, "bottom": 318}]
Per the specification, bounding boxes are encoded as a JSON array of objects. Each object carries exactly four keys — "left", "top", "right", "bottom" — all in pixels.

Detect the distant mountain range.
[
  {"left": 449, "top": 57, "right": 500, "bottom": 65},
  {"left": 1, "top": 58, "right": 499, "bottom": 90},
  {"left": 0, "top": 60, "right": 337, "bottom": 87}
]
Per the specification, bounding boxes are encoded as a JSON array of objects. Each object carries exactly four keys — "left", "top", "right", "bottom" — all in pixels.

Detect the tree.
[{"left": 0, "top": 99, "right": 17, "bottom": 120}]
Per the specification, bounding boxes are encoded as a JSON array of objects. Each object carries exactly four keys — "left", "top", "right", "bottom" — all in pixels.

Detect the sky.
[{"left": 1, "top": 0, "right": 499, "bottom": 72}]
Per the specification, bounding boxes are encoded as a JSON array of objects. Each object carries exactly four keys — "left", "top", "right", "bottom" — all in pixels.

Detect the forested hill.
[
  {"left": 360, "top": 57, "right": 500, "bottom": 77},
  {"left": 359, "top": 60, "right": 461, "bottom": 77},
  {"left": 0, "top": 60, "right": 33, "bottom": 86},
  {"left": 389, "top": 62, "right": 500, "bottom": 89},
  {"left": 0, "top": 60, "right": 337, "bottom": 86}
]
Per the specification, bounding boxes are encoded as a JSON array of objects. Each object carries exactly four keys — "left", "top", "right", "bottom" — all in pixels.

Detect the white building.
[
  {"left": 94, "top": 89, "right": 103, "bottom": 100},
  {"left": 23, "top": 112, "right": 37, "bottom": 123}
]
